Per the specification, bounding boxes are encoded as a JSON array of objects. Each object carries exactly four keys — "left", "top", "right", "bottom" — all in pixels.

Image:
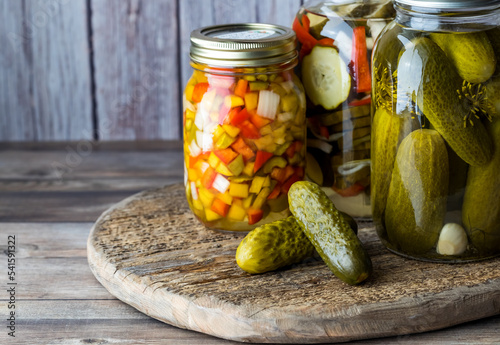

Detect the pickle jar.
[
  {"left": 183, "top": 24, "right": 307, "bottom": 231},
  {"left": 293, "top": 1, "right": 395, "bottom": 217},
  {"left": 371, "top": 0, "right": 500, "bottom": 261}
]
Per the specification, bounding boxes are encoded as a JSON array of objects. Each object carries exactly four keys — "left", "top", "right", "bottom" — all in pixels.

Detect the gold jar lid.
[{"left": 190, "top": 23, "right": 297, "bottom": 67}]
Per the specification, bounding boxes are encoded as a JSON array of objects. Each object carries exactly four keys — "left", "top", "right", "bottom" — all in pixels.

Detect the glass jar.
[
  {"left": 372, "top": 0, "right": 500, "bottom": 261},
  {"left": 293, "top": 0, "right": 395, "bottom": 217},
  {"left": 184, "top": 24, "right": 307, "bottom": 231}
]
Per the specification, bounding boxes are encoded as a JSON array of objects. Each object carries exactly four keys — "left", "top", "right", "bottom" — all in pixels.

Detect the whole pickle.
[
  {"left": 385, "top": 129, "right": 449, "bottom": 254},
  {"left": 462, "top": 119, "right": 500, "bottom": 255},
  {"left": 430, "top": 32, "right": 496, "bottom": 84},
  {"left": 396, "top": 37, "right": 492, "bottom": 166}
]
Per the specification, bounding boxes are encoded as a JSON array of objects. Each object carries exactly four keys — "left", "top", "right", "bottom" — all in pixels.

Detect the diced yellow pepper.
[
  {"left": 227, "top": 203, "right": 246, "bottom": 221},
  {"left": 222, "top": 124, "right": 240, "bottom": 137},
  {"left": 259, "top": 124, "right": 272, "bottom": 135},
  {"left": 252, "top": 187, "right": 271, "bottom": 210},
  {"left": 185, "top": 119, "right": 193, "bottom": 132},
  {"left": 205, "top": 208, "right": 222, "bottom": 221},
  {"left": 242, "top": 194, "right": 254, "bottom": 209},
  {"left": 242, "top": 162, "right": 255, "bottom": 177},
  {"left": 185, "top": 109, "right": 195, "bottom": 119},
  {"left": 254, "top": 134, "right": 274, "bottom": 151},
  {"left": 185, "top": 85, "right": 195, "bottom": 102},
  {"left": 224, "top": 95, "right": 244, "bottom": 109},
  {"left": 249, "top": 82, "right": 268, "bottom": 91},
  {"left": 227, "top": 154, "right": 244, "bottom": 176},
  {"left": 249, "top": 176, "right": 266, "bottom": 194},
  {"left": 192, "top": 198, "right": 204, "bottom": 211},
  {"left": 208, "top": 152, "right": 221, "bottom": 168},
  {"left": 281, "top": 93, "right": 298, "bottom": 112},
  {"left": 229, "top": 183, "right": 249, "bottom": 198},
  {"left": 215, "top": 162, "right": 233, "bottom": 176},
  {"left": 215, "top": 132, "right": 236, "bottom": 149},
  {"left": 263, "top": 175, "right": 272, "bottom": 187},
  {"left": 244, "top": 92, "right": 259, "bottom": 110},
  {"left": 212, "top": 125, "right": 225, "bottom": 141},
  {"left": 199, "top": 188, "right": 216, "bottom": 208},
  {"left": 187, "top": 168, "right": 199, "bottom": 181},
  {"left": 216, "top": 191, "right": 233, "bottom": 205}
]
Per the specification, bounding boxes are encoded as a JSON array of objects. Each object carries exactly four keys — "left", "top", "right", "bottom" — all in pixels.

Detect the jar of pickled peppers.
[
  {"left": 372, "top": 0, "right": 500, "bottom": 261},
  {"left": 293, "top": 0, "right": 395, "bottom": 217},
  {"left": 184, "top": 24, "right": 307, "bottom": 231}
]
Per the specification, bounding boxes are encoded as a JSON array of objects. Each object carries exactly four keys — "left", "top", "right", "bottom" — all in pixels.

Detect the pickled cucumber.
[
  {"left": 485, "top": 76, "right": 500, "bottom": 118},
  {"left": 288, "top": 181, "right": 372, "bottom": 285},
  {"left": 462, "top": 119, "right": 500, "bottom": 255},
  {"left": 486, "top": 27, "right": 500, "bottom": 76},
  {"left": 236, "top": 216, "right": 315, "bottom": 274},
  {"left": 430, "top": 32, "right": 496, "bottom": 84},
  {"left": 301, "top": 45, "right": 351, "bottom": 110},
  {"left": 371, "top": 107, "right": 404, "bottom": 222},
  {"left": 397, "top": 37, "right": 492, "bottom": 166},
  {"left": 385, "top": 129, "right": 449, "bottom": 254}
]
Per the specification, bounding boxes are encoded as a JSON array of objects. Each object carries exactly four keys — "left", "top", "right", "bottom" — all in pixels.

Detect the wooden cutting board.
[{"left": 87, "top": 183, "right": 500, "bottom": 344}]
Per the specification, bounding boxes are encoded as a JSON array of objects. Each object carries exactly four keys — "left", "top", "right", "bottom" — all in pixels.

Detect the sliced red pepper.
[
  {"left": 192, "top": 82, "right": 209, "bottom": 103},
  {"left": 333, "top": 182, "right": 365, "bottom": 197},
  {"left": 351, "top": 26, "right": 371, "bottom": 94},
  {"left": 317, "top": 38, "right": 335, "bottom": 47},
  {"left": 214, "top": 148, "right": 238, "bottom": 165},
  {"left": 253, "top": 151, "right": 274, "bottom": 173},
  {"left": 267, "top": 184, "right": 281, "bottom": 200},
  {"left": 231, "top": 137, "right": 255, "bottom": 162},
  {"left": 229, "top": 107, "right": 250, "bottom": 126},
  {"left": 234, "top": 79, "right": 248, "bottom": 98},
  {"left": 247, "top": 208, "right": 264, "bottom": 225},
  {"left": 348, "top": 96, "right": 372, "bottom": 107},
  {"left": 293, "top": 15, "right": 318, "bottom": 59},
  {"left": 201, "top": 166, "right": 217, "bottom": 189},
  {"left": 281, "top": 173, "right": 301, "bottom": 194},
  {"left": 319, "top": 126, "right": 330, "bottom": 139},
  {"left": 211, "top": 198, "right": 230, "bottom": 217},
  {"left": 238, "top": 120, "right": 261, "bottom": 139}
]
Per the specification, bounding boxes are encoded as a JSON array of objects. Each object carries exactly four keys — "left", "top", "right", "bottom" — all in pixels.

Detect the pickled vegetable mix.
[
  {"left": 293, "top": 1, "right": 394, "bottom": 217},
  {"left": 184, "top": 24, "right": 306, "bottom": 231},
  {"left": 371, "top": 0, "right": 500, "bottom": 261}
]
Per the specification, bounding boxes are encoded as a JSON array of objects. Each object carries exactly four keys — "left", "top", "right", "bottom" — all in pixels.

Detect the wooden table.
[{"left": 1, "top": 141, "right": 499, "bottom": 345}]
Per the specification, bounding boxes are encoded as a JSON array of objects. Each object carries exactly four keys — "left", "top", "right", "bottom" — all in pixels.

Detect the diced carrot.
[
  {"left": 250, "top": 113, "right": 271, "bottom": 129},
  {"left": 201, "top": 166, "right": 217, "bottom": 189},
  {"left": 211, "top": 198, "right": 230, "bottom": 217},
  {"left": 229, "top": 107, "right": 250, "bottom": 126},
  {"left": 333, "top": 182, "right": 365, "bottom": 197},
  {"left": 247, "top": 208, "right": 264, "bottom": 225},
  {"left": 231, "top": 137, "right": 255, "bottom": 162},
  {"left": 253, "top": 151, "right": 274, "bottom": 173},
  {"left": 234, "top": 79, "right": 248, "bottom": 98},
  {"left": 352, "top": 26, "right": 371, "bottom": 93},
  {"left": 267, "top": 184, "right": 281, "bottom": 200},
  {"left": 281, "top": 173, "right": 301, "bottom": 194},
  {"left": 238, "top": 120, "right": 261, "bottom": 139},
  {"left": 214, "top": 148, "right": 238, "bottom": 165},
  {"left": 192, "top": 82, "right": 209, "bottom": 103}
]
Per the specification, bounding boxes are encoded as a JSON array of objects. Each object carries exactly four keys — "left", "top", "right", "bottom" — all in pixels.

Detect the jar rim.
[
  {"left": 394, "top": 0, "right": 500, "bottom": 12},
  {"left": 190, "top": 23, "right": 298, "bottom": 67}
]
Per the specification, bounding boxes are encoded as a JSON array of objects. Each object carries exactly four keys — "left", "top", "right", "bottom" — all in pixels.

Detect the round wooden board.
[{"left": 87, "top": 183, "right": 500, "bottom": 344}]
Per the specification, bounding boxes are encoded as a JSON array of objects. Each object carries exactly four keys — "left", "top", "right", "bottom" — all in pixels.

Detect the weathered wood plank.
[
  {"left": 91, "top": 0, "right": 180, "bottom": 140},
  {"left": 0, "top": 0, "right": 93, "bottom": 141}
]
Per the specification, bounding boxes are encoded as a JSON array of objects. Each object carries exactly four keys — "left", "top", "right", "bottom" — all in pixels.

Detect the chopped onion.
[
  {"left": 307, "top": 139, "right": 333, "bottom": 154},
  {"left": 277, "top": 112, "right": 294, "bottom": 123},
  {"left": 196, "top": 130, "right": 213, "bottom": 151},
  {"left": 280, "top": 80, "right": 295, "bottom": 93},
  {"left": 188, "top": 140, "right": 201, "bottom": 157},
  {"left": 190, "top": 181, "right": 199, "bottom": 200},
  {"left": 213, "top": 174, "right": 230, "bottom": 193},
  {"left": 257, "top": 90, "right": 280, "bottom": 120},
  {"left": 337, "top": 159, "right": 371, "bottom": 176}
]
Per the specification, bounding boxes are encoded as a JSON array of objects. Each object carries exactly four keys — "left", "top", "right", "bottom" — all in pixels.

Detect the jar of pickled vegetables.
[
  {"left": 293, "top": 0, "right": 394, "bottom": 217},
  {"left": 184, "top": 24, "right": 307, "bottom": 231},
  {"left": 372, "top": 0, "right": 500, "bottom": 261}
]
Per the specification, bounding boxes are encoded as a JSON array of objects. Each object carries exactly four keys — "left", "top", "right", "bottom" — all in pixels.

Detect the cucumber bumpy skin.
[
  {"left": 288, "top": 181, "right": 372, "bottom": 285},
  {"left": 396, "top": 37, "right": 492, "bottom": 167},
  {"left": 385, "top": 129, "right": 449, "bottom": 255},
  {"left": 236, "top": 216, "right": 315, "bottom": 274},
  {"left": 462, "top": 119, "right": 500, "bottom": 255}
]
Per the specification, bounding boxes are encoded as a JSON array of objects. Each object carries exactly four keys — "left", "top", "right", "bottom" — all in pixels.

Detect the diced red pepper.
[
  {"left": 201, "top": 166, "right": 217, "bottom": 189},
  {"left": 285, "top": 140, "right": 303, "bottom": 158},
  {"left": 211, "top": 198, "right": 230, "bottom": 217},
  {"left": 351, "top": 26, "right": 371, "bottom": 93},
  {"left": 281, "top": 173, "right": 301, "bottom": 194},
  {"left": 319, "top": 126, "right": 329, "bottom": 139},
  {"left": 250, "top": 113, "right": 271, "bottom": 129},
  {"left": 348, "top": 96, "right": 372, "bottom": 107},
  {"left": 234, "top": 79, "right": 248, "bottom": 98},
  {"left": 254, "top": 151, "right": 274, "bottom": 173},
  {"left": 192, "top": 82, "right": 209, "bottom": 103},
  {"left": 247, "top": 208, "right": 264, "bottom": 225},
  {"left": 223, "top": 106, "right": 242, "bottom": 125},
  {"left": 333, "top": 182, "right": 365, "bottom": 197},
  {"left": 270, "top": 167, "right": 287, "bottom": 183},
  {"left": 229, "top": 107, "right": 250, "bottom": 126},
  {"left": 267, "top": 184, "right": 281, "bottom": 200},
  {"left": 231, "top": 137, "right": 255, "bottom": 162},
  {"left": 295, "top": 166, "right": 305, "bottom": 178},
  {"left": 238, "top": 120, "right": 261, "bottom": 139},
  {"left": 317, "top": 38, "right": 335, "bottom": 47},
  {"left": 214, "top": 148, "right": 238, "bottom": 165}
]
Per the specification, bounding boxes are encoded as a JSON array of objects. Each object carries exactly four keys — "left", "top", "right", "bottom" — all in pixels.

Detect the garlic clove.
[{"left": 437, "top": 223, "right": 468, "bottom": 256}]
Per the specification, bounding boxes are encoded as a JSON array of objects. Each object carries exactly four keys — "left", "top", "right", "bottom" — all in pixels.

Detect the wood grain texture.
[
  {"left": 0, "top": 0, "right": 93, "bottom": 141},
  {"left": 88, "top": 183, "right": 500, "bottom": 344},
  {"left": 91, "top": 0, "right": 181, "bottom": 140}
]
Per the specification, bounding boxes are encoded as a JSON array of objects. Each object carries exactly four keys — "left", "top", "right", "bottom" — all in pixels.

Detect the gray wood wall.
[{"left": 0, "top": 0, "right": 304, "bottom": 142}]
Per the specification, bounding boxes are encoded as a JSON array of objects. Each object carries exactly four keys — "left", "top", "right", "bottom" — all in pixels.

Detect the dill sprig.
[{"left": 457, "top": 80, "right": 493, "bottom": 128}]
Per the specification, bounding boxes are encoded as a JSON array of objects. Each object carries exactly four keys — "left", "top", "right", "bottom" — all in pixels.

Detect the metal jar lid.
[
  {"left": 394, "top": 0, "right": 500, "bottom": 11},
  {"left": 190, "top": 23, "right": 298, "bottom": 67}
]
